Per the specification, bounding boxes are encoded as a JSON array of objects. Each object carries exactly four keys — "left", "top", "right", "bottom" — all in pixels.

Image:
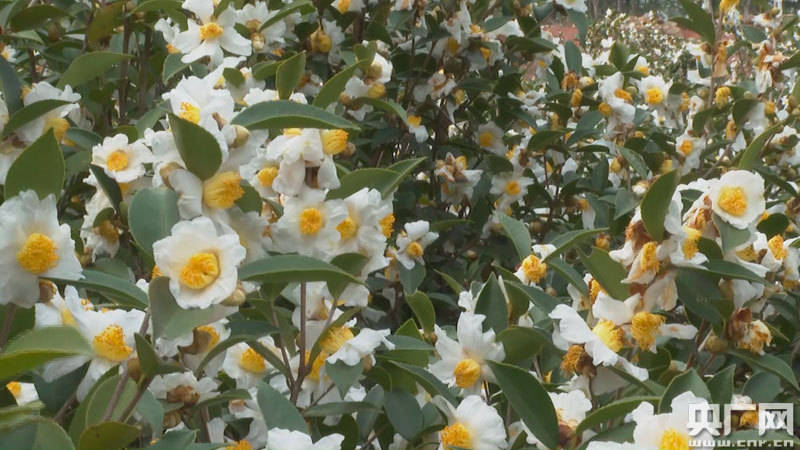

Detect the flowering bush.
[{"left": 0, "top": 0, "right": 799, "bottom": 448}]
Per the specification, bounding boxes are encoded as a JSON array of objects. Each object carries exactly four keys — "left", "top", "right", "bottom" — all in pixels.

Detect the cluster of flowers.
[{"left": 0, "top": 0, "right": 798, "bottom": 448}]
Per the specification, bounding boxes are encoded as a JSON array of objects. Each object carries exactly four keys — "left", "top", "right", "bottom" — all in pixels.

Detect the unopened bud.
[
  {"left": 231, "top": 125, "right": 250, "bottom": 148},
  {"left": 222, "top": 284, "right": 247, "bottom": 306},
  {"left": 127, "top": 357, "right": 142, "bottom": 382}
]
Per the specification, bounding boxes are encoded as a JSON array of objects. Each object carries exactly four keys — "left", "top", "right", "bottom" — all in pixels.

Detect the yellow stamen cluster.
[
  {"left": 239, "top": 347, "right": 267, "bottom": 374},
  {"left": 631, "top": 312, "right": 665, "bottom": 350},
  {"left": 645, "top": 87, "right": 664, "bottom": 105},
  {"left": 200, "top": 22, "right": 224, "bottom": 41},
  {"left": 767, "top": 235, "right": 787, "bottom": 260},
  {"left": 639, "top": 241, "right": 660, "bottom": 273},
  {"left": 106, "top": 150, "right": 129, "bottom": 172},
  {"left": 592, "top": 320, "right": 624, "bottom": 352},
  {"left": 521, "top": 254, "right": 547, "bottom": 284},
  {"left": 17, "top": 233, "right": 58, "bottom": 275},
  {"left": 203, "top": 171, "right": 245, "bottom": 209},
  {"left": 320, "top": 326, "right": 354, "bottom": 354},
  {"left": 717, "top": 186, "right": 747, "bottom": 216},
  {"left": 453, "top": 358, "right": 481, "bottom": 388},
  {"left": 659, "top": 427, "right": 690, "bottom": 450},
  {"left": 321, "top": 130, "right": 349, "bottom": 155},
  {"left": 336, "top": 216, "right": 358, "bottom": 240},
  {"left": 179, "top": 102, "right": 201, "bottom": 124},
  {"left": 299, "top": 207, "right": 324, "bottom": 235},
  {"left": 440, "top": 423, "right": 472, "bottom": 449},
  {"left": 93, "top": 325, "right": 132, "bottom": 362},
  {"left": 180, "top": 252, "right": 220, "bottom": 290}
]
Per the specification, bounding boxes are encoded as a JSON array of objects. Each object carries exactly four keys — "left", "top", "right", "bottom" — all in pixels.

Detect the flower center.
[
  {"left": 767, "top": 235, "right": 787, "bottom": 260},
  {"left": 298, "top": 207, "right": 324, "bottom": 235},
  {"left": 659, "top": 427, "right": 689, "bottom": 450},
  {"left": 305, "top": 350, "right": 328, "bottom": 382},
  {"left": 589, "top": 278, "right": 605, "bottom": 303},
  {"left": 406, "top": 241, "right": 424, "bottom": 257},
  {"left": 321, "top": 129, "right": 349, "bottom": 155},
  {"left": 179, "top": 102, "right": 201, "bottom": 124},
  {"left": 614, "top": 89, "right": 632, "bottom": 102},
  {"left": 16, "top": 233, "right": 59, "bottom": 275},
  {"left": 337, "top": 216, "right": 358, "bottom": 240},
  {"left": 226, "top": 440, "right": 252, "bottom": 450},
  {"left": 43, "top": 116, "right": 69, "bottom": 142},
  {"left": 646, "top": 87, "right": 664, "bottom": 105},
  {"left": 239, "top": 347, "right": 266, "bottom": 374},
  {"left": 631, "top": 312, "right": 665, "bottom": 350},
  {"left": 256, "top": 166, "right": 278, "bottom": 188},
  {"left": 96, "top": 220, "right": 120, "bottom": 244},
  {"left": 200, "top": 22, "right": 224, "bottom": 41},
  {"left": 478, "top": 131, "right": 495, "bottom": 147},
  {"left": 592, "top": 320, "right": 624, "bottom": 352},
  {"left": 106, "top": 150, "right": 129, "bottom": 172},
  {"left": 521, "top": 254, "right": 547, "bottom": 283},
  {"left": 195, "top": 325, "right": 220, "bottom": 350},
  {"left": 561, "top": 344, "right": 590, "bottom": 375},
  {"left": 505, "top": 180, "right": 520, "bottom": 196},
  {"left": 718, "top": 186, "right": 747, "bottom": 216},
  {"left": 180, "top": 252, "right": 220, "bottom": 290},
  {"left": 440, "top": 422, "right": 472, "bottom": 449},
  {"left": 407, "top": 115, "right": 422, "bottom": 127},
  {"left": 598, "top": 102, "right": 613, "bottom": 117},
  {"left": 640, "top": 241, "right": 659, "bottom": 273},
  {"left": 320, "top": 326, "right": 354, "bottom": 354},
  {"left": 203, "top": 171, "right": 244, "bottom": 209},
  {"left": 379, "top": 214, "right": 395, "bottom": 238},
  {"left": 93, "top": 325, "right": 132, "bottom": 362},
  {"left": 5, "top": 382, "right": 21, "bottom": 398},
  {"left": 682, "top": 227, "right": 701, "bottom": 259},
  {"left": 679, "top": 139, "right": 694, "bottom": 156},
  {"left": 453, "top": 358, "right": 481, "bottom": 388}
]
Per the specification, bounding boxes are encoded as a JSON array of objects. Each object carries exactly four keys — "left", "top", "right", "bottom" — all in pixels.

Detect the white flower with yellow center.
[
  {"left": 709, "top": 170, "right": 765, "bottom": 229},
  {"left": 476, "top": 122, "right": 506, "bottom": 155},
  {"left": 80, "top": 192, "right": 121, "bottom": 261},
  {"left": 91, "top": 133, "right": 153, "bottom": 183},
  {"left": 0, "top": 191, "right": 83, "bottom": 308},
  {"left": 665, "top": 226, "right": 708, "bottom": 268},
  {"left": 434, "top": 395, "right": 507, "bottom": 450},
  {"left": 752, "top": 232, "right": 798, "bottom": 273},
  {"left": 148, "top": 371, "right": 219, "bottom": 405},
  {"left": 266, "top": 428, "right": 344, "bottom": 450},
  {"left": 395, "top": 220, "right": 439, "bottom": 269},
  {"left": 627, "top": 391, "right": 714, "bottom": 450},
  {"left": 325, "top": 327, "right": 394, "bottom": 366},
  {"left": 35, "top": 285, "right": 91, "bottom": 330},
  {"left": 172, "top": 0, "right": 251, "bottom": 65},
  {"left": 265, "top": 128, "right": 342, "bottom": 196},
  {"left": 271, "top": 188, "right": 348, "bottom": 260},
  {"left": 335, "top": 188, "right": 391, "bottom": 274},
  {"left": 429, "top": 312, "right": 505, "bottom": 392},
  {"left": 240, "top": 152, "right": 280, "bottom": 201},
  {"left": 237, "top": 3, "right": 286, "bottom": 55},
  {"left": 622, "top": 240, "right": 667, "bottom": 285},
  {"left": 16, "top": 82, "right": 81, "bottom": 145},
  {"left": 222, "top": 338, "right": 278, "bottom": 388},
  {"left": 637, "top": 75, "right": 671, "bottom": 108},
  {"left": 5, "top": 381, "right": 38, "bottom": 406},
  {"left": 153, "top": 216, "right": 246, "bottom": 309},
  {"left": 490, "top": 170, "right": 534, "bottom": 210},
  {"left": 549, "top": 304, "right": 648, "bottom": 381},
  {"left": 522, "top": 390, "right": 592, "bottom": 447}
]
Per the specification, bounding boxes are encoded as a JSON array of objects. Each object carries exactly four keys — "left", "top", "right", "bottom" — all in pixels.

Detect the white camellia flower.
[
  {"left": 173, "top": 0, "right": 251, "bottom": 65},
  {"left": 266, "top": 428, "right": 344, "bottom": 450},
  {"left": 148, "top": 371, "right": 219, "bottom": 405},
  {"left": 394, "top": 220, "right": 438, "bottom": 269},
  {"left": 5, "top": 381, "right": 38, "bottom": 406},
  {"left": 222, "top": 338, "right": 278, "bottom": 388},
  {"left": 522, "top": 390, "right": 592, "bottom": 447},
  {"left": 325, "top": 328, "right": 394, "bottom": 366},
  {"left": 16, "top": 82, "right": 81, "bottom": 145},
  {"left": 708, "top": 170, "right": 765, "bottom": 229},
  {"left": 434, "top": 395, "right": 507, "bottom": 450},
  {"left": 637, "top": 75, "right": 671, "bottom": 108},
  {"left": 429, "top": 312, "right": 505, "bottom": 392},
  {"left": 153, "top": 216, "right": 246, "bottom": 309},
  {"left": 476, "top": 122, "right": 505, "bottom": 155},
  {"left": 0, "top": 191, "right": 83, "bottom": 308},
  {"left": 271, "top": 189, "right": 348, "bottom": 260},
  {"left": 91, "top": 133, "right": 153, "bottom": 183}
]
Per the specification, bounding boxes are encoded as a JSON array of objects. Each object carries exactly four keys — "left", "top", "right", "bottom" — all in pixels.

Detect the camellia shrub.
[{"left": 0, "top": 0, "right": 799, "bottom": 447}]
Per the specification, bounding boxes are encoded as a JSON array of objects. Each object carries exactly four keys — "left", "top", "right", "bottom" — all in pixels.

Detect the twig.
[
  {"left": 290, "top": 282, "right": 308, "bottom": 404},
  {"left": 0, "top": 304, "right": 16, "bottom": 350},
  {"left": 53, "top": 392, "right": 77, "bottom": 425},
  {"left": 101, "top": 371, "right": 130, "bottom": 422},
  {"left": 118, "top": 7, "right": 131, "bottom": 124}
]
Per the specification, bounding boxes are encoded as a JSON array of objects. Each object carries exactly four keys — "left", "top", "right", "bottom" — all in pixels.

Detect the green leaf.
[
  {"left": 497, "top": 214, "right": 532, "bottom": 262},
  {"left": 738, "top": 122, "right": 783, "bottom": 169},
  {"left": 57, "top": 52, "right": 130, "bottom": 89},
  {"left": 1, "top": 99, "right": 70, "bottom": 139},
  {"left": 576, "top": 396, "right": 658, "bottom": 434},
  {"left": 145, "top": 430, "right": 198, "bottom": 450},
  {"left": 579, "top": 247, "right": 629, "bottom": 300},
  {"left": 326, "top": 168, "right": 400, "bottom": 199},
  {"left": 384, "top": 361, "right": 458, "bottom": 405},
  {"left": 474, "top": 274, "right": 508, "bottom": 333},
  {"left": 130, "top": 0, "right": 181, "bottom": 14},
  {"left": 384, "top": 390, "right": 422, "bottom": 440},
  {"left": 397, "top": 262, "right": 426, "bottom": 295},
  {"left": 357, "top": 97, "right": 408, "bottom": 121},
  {"left": 0, "top": 56, "right": 22, "bottom": 113},
  {"left": 89, "top": 165, "right": 123, "bottom": 212},
  {"left": 303, "top": 401, "right": 377, "bottom": 417},
  {"left": 259, "top": 0, "right": 314, "bottom": 30},
  {"left": 5, "top": 130, "right": 64, "bottom": 200},
  {"left": 222, "top": 67, "right": 244, "bottom": 87},
  {"left": 640, "top": 170, "right": 679, "bottom": 241},
  {"left": 48, "top": 269, "right": 147, "bottom": 308},
  {"left": 497, "top": 326, "right": 548, "bottom": 363},
  {"left": 168, "top": 114, "right": 223, "bottom": 180},
  {"left": 713, "top": 213, "right": 751, "bottom": 252},
  {"left": 276, "top": 52, "right": 306, "bottom": 100},
  {"left": 564, "top": 41, "right": 582, "bottom": 73},
  {"left": 149, "top": 277, "right": 232, "bottom": 340},
  {"left": 701, "top": 259, "right": 766, "bottom": 284},
  {"left": 256, "top": 382, "right": 307, "bottom": 433},
  {"left": 659, "top": 369, "right": 710, "bottom": 413},
  {"left": 134, "top": 334, "right": 181, "bottom": 379},
  {"left": 673, "top": 0, "right": 714, "bottom": 44},
  {"left": 239, "top": 254, "right": 361, "bottom": 287},
  {"left": 706, "top": 364, "right": 734, "bottom": 405},
  {"left": 405, "top": 291, "right": 435, "bottom": 334},
  {"left": 487, "top": 361, "right": 558, "bottom": 449},
  {"left": 0, "top": 326, "right": 91, "bottom": 380},
  {"left": 314, "top": 61, "right": 364, "bottom": 108},
  {"left": 325, "top": 361, "right": 364, "bottom": 397},
  {"left": 728, "top": 349, "right": 799, "bottom": 391},
  {"left": 548, "top": 258, "right": 588, "bottom": 295},
  {"left": 128, "top": 188, "right": 180, "bottom": 258},
  {"left": 162, "top": 53, "right": 191, "bottom": 83},
  {"left": 232, "top": 100, "right": 359, "bottom": 131},
  {"left": 86, "top": 2, "right": 124, "bottom": 44},
  {"left": 544, "top": 227, "right": 606, "bottom": 262},
  {"left": 619, "top": 147, "right": 649, "bottom": 178},
  {"left": 10, "top": 5, "right": 67, "bottom": 31},
  {"left": 77, "top": 421, "right": 139, "bottom": 450},
  {"left": 756, "top": 213, "right": 790, "bottom": 238},
  {"left": 135, "top": 390, "right": 164, "bottom": 438}
]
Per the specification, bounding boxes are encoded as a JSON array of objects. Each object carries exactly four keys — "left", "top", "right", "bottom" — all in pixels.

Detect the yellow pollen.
[
  {"left": 60, "top": 307, "right": 76, "bottom": 327},
  {"left": 631, "top": 312, "right": 665, "bottom": 350},
  {"left": 43, "top": 116, "right": 69, "bottom": 142},
  {"left": 96, "top": 220, "right": 119, "bottom": 244},
  {"left": 152, "top": 265, "right": 163, "bottom": 278},
  {"left": 305, "top": 350, "right": 328, "bottom": 382},
  {"left": 179, "top": 102, "right": 201, "bottom": 124},
  {"left": 200, "top": 22, "right": 224, "bottom": 41},
  {"left": 646, "top": 87, "right": 664, "bottom": 105},
  {"left": 453, "top": 358, "right": 481, "bottom": 388},
  {"left": 561, "top": 344, "right": 588, "bottom": 375},
  {"left": 725, "top": 120, "right": 737, "bottom": 140},
  {"left": 592, "top": 320, "right": 624, "bottom": 352},
  {"left": 659, "top": 428, "right": 689, "bottom": 450},
  {"left": 571, "top": 88, "right": 583, "bottom": 108},
  {"left": 640, "top": 241, "right": 659, "bottom": 273},
  {"left": 203, "top": 171, "right": 244, "bottom": 209},
  {"left": 715, "top": 86, "right": 731, "bottom": 106},
  {"left": 614, "top": 89, "right": 632, "bottom": 102},
  {"left": 407, "top": 115, "right": 422, "bottom": 127},
  {"left": 310, "top": 28, "right": 332, "bottom": 53},
  {"left": 406, "top": 241, "right": 424, "bottom": 258},
  {"left": 257, "top": 166, "right": 278, "bottom": 188},
  {"left": 720, "top": 0, "right": 739, "bottom": 14},
  {"left": 767, "top": 235, "right": 787, "bottom": 259},
  {"left": 321, "top": 129, "right": 348, "bottom": 155},
  {"left": 589, "top": 279, "right": 604, "bottom": 303},
  {"left": 336, "top": 0, "right": 350, "bottom": 12},
  {"left": 679, "top": 139, "right": 694, "bottom": 156},
  {"left": 16, "top": 233, "right": 58, "bottom": 275},
  {"left": 166, "top": 43, "right": 179, "bottom": 54},
  {"left": 225, "top": 440, "right": 252, "bottom": 450},
  {"left": 320, "top": 326, "right": 354, "bottom": 354},
  {"left": 337, "top": 216, "right": 358, "bottom": 240},
  {"left": 379, "top": 214, "right": 395, "bottom": 238},
  {"left": 478, "top": 131, "right": 495, "bottom": 148},
  {"left": 505, "top": 180, "right": 521, "bottom": 196},
  {"left": 480, "top": 47, "right": 492, "bottom": 60},
  {"left": 93, "top": 325, "right": 132, "bottom": 362},
  {"left": 682, "top": 227, "right": 701, "bottom": 259},
  {"left": 367, "top": 82, "right": 386, "bottom": 99},
  {"left": 5, "top": 382, "right": 21, "bottom": 398},
  {"left": 106, "top": 150, "right": 129, "bottom": 172},
  {"left": 440, "top": 422, "right": 471, "bottom": 449},
  {"left": 446, "top": 37, "right": 460, "bottom": 55},
  {"left": 609, "top": 158, "right": 622, "bottom": 173},
  {"left": 737, "top": 245, "right": 758, "bottom": 262},
  {"left": 740, "top": 410, "right": 759, "bottom": 427},
  {"left": 599, "top": 102, "right": 613, "bottom": 117},
  {"left": 180, "top": 252, "right": 220, "bottom": 290},
  {"left": 521, "top": 254, "right": 547, "bottom": 283},
  {"left": 298, "top": 207, "right": 324, "bottom": 235},
  {"left": 717, "top": 186, "right": 747, "bottom": 217},
  {"left": 637, "top": 66, "right": 650, "bottom": 75},
  {"left": 239, "top": 347, "right": 267, "bottom": 374}
]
